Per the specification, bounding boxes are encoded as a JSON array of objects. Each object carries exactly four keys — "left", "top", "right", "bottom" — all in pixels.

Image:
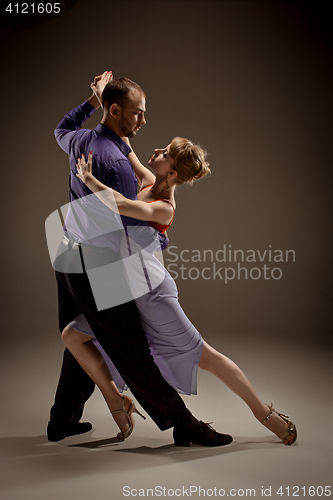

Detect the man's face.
[{"left": 118, "top": 89, "right": 146, "bottom": 138}]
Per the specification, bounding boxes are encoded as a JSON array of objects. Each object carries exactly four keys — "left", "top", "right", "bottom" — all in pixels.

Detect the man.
[{"left": 47, "top": 71, "right": 232, "bottom": 447}]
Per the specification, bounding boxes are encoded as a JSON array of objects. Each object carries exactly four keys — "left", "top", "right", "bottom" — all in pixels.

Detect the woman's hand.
[
  {"left": 91, "top": 70, "right": 113, "bottom": 105},
  {"left": 76, "top": 151, "right": 94, "bottom": 184}
]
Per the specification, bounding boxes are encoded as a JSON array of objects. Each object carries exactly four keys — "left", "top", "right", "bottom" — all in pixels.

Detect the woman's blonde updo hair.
[{"left": 169, "top": 137, "right": 211, "bottom": 185}]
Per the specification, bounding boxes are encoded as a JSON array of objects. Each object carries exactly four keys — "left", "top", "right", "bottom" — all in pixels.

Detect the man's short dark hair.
[{"left": 102, "top": 77, "right": 145, "bottom": 109}]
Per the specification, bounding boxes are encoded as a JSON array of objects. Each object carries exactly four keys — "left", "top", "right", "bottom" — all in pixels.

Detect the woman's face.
[{"left": 148, "top": 144, "right": 174, "bottom": 174}]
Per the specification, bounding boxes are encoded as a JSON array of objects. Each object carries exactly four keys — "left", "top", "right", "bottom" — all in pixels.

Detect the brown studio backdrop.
[{"left": 1, "top": 0, "right": 332, "bottom": 346}]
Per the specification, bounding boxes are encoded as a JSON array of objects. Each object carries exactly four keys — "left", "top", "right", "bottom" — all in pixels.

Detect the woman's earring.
[{"left": 165, "top": 177, "right": 170, "bottom": 191}]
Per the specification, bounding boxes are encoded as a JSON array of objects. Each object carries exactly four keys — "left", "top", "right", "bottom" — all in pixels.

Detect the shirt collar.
[{"left": 95, "top": 123, "right": 131, "bottom": 157}]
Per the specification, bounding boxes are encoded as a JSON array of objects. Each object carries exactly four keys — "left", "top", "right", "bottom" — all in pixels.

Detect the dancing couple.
[{"left": 47, "top": 71, "right": 297, "bottom": 447}]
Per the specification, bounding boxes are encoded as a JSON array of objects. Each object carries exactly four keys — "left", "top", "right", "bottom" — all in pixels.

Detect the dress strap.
[{"left": 139, "top": 184, "right": 153, "bottom": 193}]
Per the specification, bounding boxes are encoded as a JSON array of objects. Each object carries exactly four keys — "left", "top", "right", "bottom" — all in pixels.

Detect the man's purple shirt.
[{"left": 55, "top": 100, "right": 168, "bottom": 250}]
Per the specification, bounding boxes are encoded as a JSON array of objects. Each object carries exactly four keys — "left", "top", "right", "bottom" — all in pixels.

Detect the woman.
[{"left": 62, "top": 138, "right": 297, "bottom": 446}]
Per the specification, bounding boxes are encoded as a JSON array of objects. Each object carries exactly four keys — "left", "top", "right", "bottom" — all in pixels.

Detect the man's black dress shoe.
[
  {"left": 173, "top": 421, "right": 233, "bottom": 447},
  {"left": 47, "top": 421, "right": 93, "bottom": 442}
]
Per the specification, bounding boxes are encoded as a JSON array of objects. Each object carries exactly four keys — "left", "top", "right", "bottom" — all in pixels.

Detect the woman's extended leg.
[
  {"left": 61, "top": 325, "right": 135, "bottom": 436},
  {"left": 199, "top": 341, "right": 295, "bottom": 444}
]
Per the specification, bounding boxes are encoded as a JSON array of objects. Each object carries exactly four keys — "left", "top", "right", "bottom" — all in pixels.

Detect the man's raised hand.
[{"left": 91, "top": 71, "right": 113, "bottom": 105}]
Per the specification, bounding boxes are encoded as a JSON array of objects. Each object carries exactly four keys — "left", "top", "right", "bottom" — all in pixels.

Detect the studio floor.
[{"left": 1, "top": 332, "right": 332, "bottom": 500}]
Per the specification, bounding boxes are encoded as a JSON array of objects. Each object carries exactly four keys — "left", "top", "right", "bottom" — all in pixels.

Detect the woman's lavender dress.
[{"left": 68, "top": 265, "right": 203, "bottom": 395}]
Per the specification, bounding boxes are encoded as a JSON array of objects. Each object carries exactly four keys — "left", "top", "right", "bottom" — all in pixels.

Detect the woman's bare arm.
[
  {"left": 123, "top": 138, "right": 156, "bottom": 190},
  {"left": 76, "top": 153, "right": 173, "bottom": 225}
]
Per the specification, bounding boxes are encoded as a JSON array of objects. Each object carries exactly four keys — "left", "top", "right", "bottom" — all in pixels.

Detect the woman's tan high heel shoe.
[
  {"left": 262, "top": 402, "right": 297, "bottom": 446},
  {"left": 111, "top": 395, "right": 146, "bottom": 440}
]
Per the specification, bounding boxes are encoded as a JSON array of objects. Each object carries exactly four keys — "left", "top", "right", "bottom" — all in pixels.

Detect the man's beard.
[
  {"left": 119, "top": 118, "right": 140, "bottom": 138},
  {"left": 127, "top": 128, "right": 139, "bottom": 138}
]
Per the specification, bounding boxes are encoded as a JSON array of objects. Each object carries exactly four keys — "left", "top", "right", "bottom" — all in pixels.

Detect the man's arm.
[
  {"left": 54, "top": 72, "right": 111, "bottom": 154},
  {"left": 54, "top": 99, "right": 98, "bottom": 154}
]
